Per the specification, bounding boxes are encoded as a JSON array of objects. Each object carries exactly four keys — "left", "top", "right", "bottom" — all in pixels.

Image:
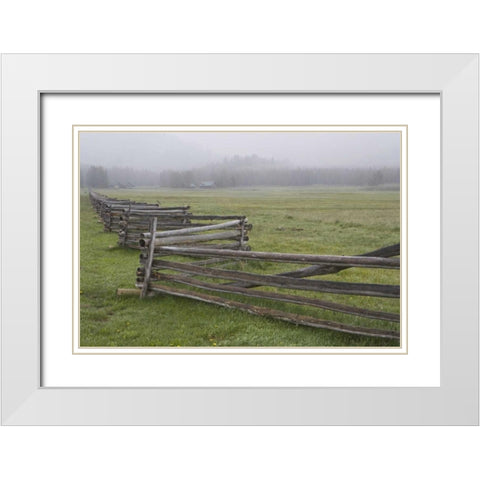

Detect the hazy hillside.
[{"left": 80, "top": 132, "right": 216, "bottom": 171}]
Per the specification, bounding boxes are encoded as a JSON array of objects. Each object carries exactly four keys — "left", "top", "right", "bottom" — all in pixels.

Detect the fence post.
[
  {"left": 140, "top": 216, "right": 158, "bottom": 298},
  {"left": 239, "top": 218, "right": 247, "bottom": 250},
  {"left": 121, "top": 201, "right": 131, "bottom": 247}
]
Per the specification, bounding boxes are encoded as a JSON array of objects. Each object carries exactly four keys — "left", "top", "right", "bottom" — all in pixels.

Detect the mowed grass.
[{"left": 80, "top": 186, "right": 400, "bottom": 348}]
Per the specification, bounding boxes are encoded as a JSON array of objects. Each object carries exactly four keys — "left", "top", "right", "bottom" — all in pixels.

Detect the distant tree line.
[
  {"left": 81, "top": 165, "right": 109, "bottom": 188},
  {"left": 82, "top": 156, "right": 399, "bottom": 189},
  {"left": 157, "top": 166, "right": 399, "bottom": 188}
]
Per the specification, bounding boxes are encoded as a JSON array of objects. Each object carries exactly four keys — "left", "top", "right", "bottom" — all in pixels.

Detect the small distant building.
[
  {"left": 114, "top": 182, "right": 135, "bottom": 189},
  {"left": 199, "top": 181, "right": 216, "bottom": 189},
  {"left": 189, "top": 183, "right": 197, "bottom": 188}
]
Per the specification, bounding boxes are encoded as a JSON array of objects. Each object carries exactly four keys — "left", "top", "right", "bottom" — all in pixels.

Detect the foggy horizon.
[{"left": 79, "top": 131, "right": 401, "bottom": 171}]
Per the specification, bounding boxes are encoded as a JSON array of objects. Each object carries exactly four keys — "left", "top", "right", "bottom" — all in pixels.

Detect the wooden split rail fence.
[
  {"left": 117, "top": 206, "right": 192, "bottom": 248},
  {"left": 88, "top": 191, "right": 400, "bottom": 340},
  {"left": 136, "top": 227, "right": 401, "bottom": 339},
  {"left": 89, "top": 191, "right": 160, "bottom": 232},
  {"left": 89, "top": 191, "right": 191, "bottom": 247}
]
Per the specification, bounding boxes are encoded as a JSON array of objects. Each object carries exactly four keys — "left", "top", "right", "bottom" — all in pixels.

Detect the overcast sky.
[{"left": 80, "top": 131, "right": 400, "bottom": 170}]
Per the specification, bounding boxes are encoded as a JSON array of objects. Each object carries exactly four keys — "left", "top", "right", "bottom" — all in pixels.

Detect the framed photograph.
[{"left": 1, "top": 54, "right": 478, "bottom": 424}]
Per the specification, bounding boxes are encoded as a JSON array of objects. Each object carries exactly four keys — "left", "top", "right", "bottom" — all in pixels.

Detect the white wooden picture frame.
[{"left": 1, "top": 54, "right": 478, "bottom": 425}]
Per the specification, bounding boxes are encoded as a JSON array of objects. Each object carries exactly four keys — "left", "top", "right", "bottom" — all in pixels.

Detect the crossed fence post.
[{"left": 140, "top": 216, "right": 157, "bottom": 298}]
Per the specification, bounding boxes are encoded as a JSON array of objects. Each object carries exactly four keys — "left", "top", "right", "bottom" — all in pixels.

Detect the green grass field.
[{"left": 80, "top": 186, "right": 400, "bottom": 348}]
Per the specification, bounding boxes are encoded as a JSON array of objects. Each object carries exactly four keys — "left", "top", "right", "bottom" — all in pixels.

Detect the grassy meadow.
[{"left": 80, "top": 186, "right": 400, "bottom": 348}]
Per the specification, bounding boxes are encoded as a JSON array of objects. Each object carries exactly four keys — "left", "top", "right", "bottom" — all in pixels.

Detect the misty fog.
[
  {"left": 80, "top": 131, "right": 400, "bottom": 170},
  {"left": 80, "top": 131, "right": 400, "bottom": 188}
]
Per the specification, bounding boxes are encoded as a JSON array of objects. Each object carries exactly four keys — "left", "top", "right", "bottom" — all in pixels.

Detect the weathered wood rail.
[
  {"left": 139, "top": 216, "right": 251, "bottom": 250},
  {"left": 135, "top": 232, "right": 401, "bottom": 339}
]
